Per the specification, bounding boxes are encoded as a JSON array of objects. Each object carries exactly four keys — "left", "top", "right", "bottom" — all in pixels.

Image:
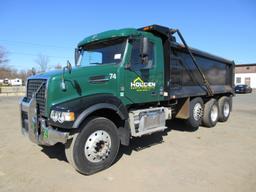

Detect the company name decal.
[{"left": 130, "top": 77, "right": 156, "bottom": 91}]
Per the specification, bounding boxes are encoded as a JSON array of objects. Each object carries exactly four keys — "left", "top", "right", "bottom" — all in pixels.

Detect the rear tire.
[
  {"left": 202, "top": 99, "right": 219, "bottom": 128},
  {"left": 218, "top": 96, "right": 231, "bottom": 122},
  {"left": 186, "top": 97, "right": 204, "bottom": 129},
  {"left": 65, "top": 117, "right": 120, "bottom": 175}
]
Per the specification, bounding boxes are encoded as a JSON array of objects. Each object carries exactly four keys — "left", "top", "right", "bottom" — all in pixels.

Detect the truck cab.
[
  {"left": 20, "top": 25, "right": 234, "bottom": 175},
  {"left": 74, "top": 28, "right": 165, "bottom": 104}
]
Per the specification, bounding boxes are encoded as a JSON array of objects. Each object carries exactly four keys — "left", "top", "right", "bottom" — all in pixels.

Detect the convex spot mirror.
[
  {"left": 60, "top": 61, "right": 72, "bottom": 91},
  {"left": 66, "top": 60, "right": 72, "bottom": 73}
]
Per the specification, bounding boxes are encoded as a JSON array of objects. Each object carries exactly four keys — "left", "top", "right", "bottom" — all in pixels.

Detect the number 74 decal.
[{"left": 109, "top": 73, "right": 117, "bottom": 79}]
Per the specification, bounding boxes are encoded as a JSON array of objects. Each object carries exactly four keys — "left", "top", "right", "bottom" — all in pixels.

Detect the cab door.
[{"left": 123, "top": 37, "right": 162, "bottom": 104}]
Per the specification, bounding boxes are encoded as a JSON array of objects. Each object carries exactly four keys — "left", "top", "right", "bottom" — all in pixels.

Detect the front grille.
[{"left": 27, "top": 79, "right": 47, "bottom": 115}]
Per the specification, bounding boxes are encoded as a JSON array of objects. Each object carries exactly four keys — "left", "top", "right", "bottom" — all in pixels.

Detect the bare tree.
[
  {"left": 54, "top": 63, "right": 62, "bottom": 70},
  {"left": 0, "top": 46, "right": 9, "bottom": 65},
  {"left": 35, "top": 54, "right": 49, "bottom": 73},
  {"left": 0, "top": 47, "right": 34, "bottom": 81},
  {"left": 17, "top": 70, "right": 30, "bottom": 82},
  {"left": 0, "top": 46, "right": 11, "bottom": 79},
  {"left": 0, "top": 67, "right": 12, "bottom": 79}
]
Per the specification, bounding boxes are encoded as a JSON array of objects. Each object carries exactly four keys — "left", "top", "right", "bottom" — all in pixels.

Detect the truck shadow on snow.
[{"left": 41, "top": 119, "right": 198, "bottom": 164}]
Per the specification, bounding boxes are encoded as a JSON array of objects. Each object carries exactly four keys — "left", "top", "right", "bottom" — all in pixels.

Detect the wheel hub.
[
  {"left": 210, "top": 105, "right": 218, "bottom": 122},
  {"left": 223, "top": 102, "right": 230, "bottom": 117},
  {"left": 193, "top": 103, "right": 203, "bottom": 121},
  {"left": 84, "top": 130, "right": 111, "bottom": 163}
]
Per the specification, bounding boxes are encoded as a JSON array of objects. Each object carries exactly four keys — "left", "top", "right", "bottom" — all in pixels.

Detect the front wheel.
[{"left": 65, "top": 117, "right": 120, "bottom": 175}]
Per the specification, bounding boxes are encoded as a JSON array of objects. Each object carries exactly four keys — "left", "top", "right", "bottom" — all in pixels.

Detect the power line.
[
  {"left": 9, "top": 51, "right": 71, "bottom": 59},
  {"left": 0, "top": 39, "right": 75, "bottom": 49}
]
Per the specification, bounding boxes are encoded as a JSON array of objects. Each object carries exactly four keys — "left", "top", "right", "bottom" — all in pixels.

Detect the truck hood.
[
  {"left": 30, "top": 66, "right": 111, "bottom": 81},
  {"left": 29, "top": 70, "right": 63, "bottom": 80},
  {"left": 35, "top": 65, "right": 118, "bottom": 116}
]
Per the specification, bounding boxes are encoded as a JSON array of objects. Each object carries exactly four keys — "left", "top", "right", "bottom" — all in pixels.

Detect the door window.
[{"left": 130, "top": 39, "right": 154, "bottom": 71}]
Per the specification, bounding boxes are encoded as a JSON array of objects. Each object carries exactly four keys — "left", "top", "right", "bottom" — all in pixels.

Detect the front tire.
[{"left": 65, "top": 117, "right": 120, "bottom": 175}]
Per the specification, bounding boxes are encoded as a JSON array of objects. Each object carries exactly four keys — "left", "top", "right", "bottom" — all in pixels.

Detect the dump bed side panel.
[{"left": 169, "top": 47, "right": 234, "bottom": 98}]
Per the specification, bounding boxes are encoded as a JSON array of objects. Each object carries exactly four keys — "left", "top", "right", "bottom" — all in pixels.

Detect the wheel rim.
[
  {"left": 223, "top": 102, "right": 230, "bottom": 117},
  {"left": 210, "top": 104, "right": 218, "bottom": 122},
  {"left": 193, "top": 103, "right": 203, "bottom": 121},
  {"left": 84, "top": 130, "right": 111, "bottom": 163}
]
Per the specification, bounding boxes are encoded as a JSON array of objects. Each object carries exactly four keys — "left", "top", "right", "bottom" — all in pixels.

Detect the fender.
[
  {"left": 72, "top": 102, "right": 127, "bottom": 128},
  {"left": 48, "top": 94, "right": 128, "bottom": 129}
]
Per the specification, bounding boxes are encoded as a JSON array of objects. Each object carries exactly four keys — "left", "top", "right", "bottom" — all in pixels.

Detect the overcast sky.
[{"left": 1, "top": 0, "right": 255, "bottom": 70}]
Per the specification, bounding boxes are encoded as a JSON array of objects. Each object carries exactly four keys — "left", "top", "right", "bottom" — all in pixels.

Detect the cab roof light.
[{"left": 143, "top": 26, "right": 153, "bottom": 31}]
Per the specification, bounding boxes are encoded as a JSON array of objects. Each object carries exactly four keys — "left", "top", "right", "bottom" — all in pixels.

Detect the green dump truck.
[{"left": 20, "top": 25, "right": 234, "bottom": 175}]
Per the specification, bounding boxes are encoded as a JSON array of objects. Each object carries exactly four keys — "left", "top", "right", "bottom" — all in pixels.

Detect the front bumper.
[{"left": 20, "top": 97, "right": 69, "bottom": 146}]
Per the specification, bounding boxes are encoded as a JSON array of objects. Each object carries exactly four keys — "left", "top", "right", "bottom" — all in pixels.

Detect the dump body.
[
  {"left": 169, "top": 43, "right": 234, "bottom": 98},
  {"left": 139, "top": 25, "right": 234, "bottom": 99}
]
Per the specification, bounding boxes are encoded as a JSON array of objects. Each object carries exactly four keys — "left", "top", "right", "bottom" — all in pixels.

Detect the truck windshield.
[{"left": 78, "top": 37, "right": 127, "bottom": 67}]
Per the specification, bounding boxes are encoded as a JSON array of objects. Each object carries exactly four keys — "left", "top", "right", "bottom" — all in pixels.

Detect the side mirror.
[
  {"left": 66, "top": 60, "right": 72, "bottom": 74},
  {"left": 140, "top": 37, "right": 149, "bottom": 57},
  {"left": 140, "top": 37, "right": 149, "bottom": 65}
]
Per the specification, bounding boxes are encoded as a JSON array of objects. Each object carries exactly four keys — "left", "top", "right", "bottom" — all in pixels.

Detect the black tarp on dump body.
[{"left": 169, "top": 43, "right": 234, "bottom": 98}]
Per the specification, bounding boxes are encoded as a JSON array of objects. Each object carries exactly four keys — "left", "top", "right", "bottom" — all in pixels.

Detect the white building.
[{"left": 235, "top": 64, "right": 256, "bottom": 89}]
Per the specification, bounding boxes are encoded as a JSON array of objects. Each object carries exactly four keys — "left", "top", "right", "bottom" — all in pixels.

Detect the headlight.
[{"left": 50, "top": 110, "right": 75, "bottom": 123}]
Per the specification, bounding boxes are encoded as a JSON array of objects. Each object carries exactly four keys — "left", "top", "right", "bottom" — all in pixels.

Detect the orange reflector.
[{"left": 69, "top": 112, "right": 75, "bottom": 121}]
